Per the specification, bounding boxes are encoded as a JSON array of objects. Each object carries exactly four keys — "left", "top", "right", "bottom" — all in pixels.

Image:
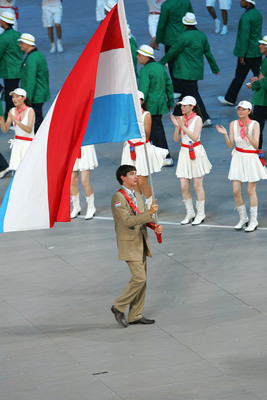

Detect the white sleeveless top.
[
  {"left": 12, "top": 107, "right": 34, "bottom": 139},
  {"left": 234, "top": 120, "right": 256, "bottom": 151},
  {"left": 180, "top": 115, "right": 201, "bottom": 145}
]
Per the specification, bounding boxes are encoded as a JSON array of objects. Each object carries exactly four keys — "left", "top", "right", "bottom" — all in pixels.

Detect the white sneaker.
[
  {"left": 215, "top": 19, "right": 221, "bottom": 34},
  {"left": 203, "top": 119, "right": 212, "bottom": 128},
  {"left": 50, "top": 43, "right": 56, "bottom": 54},
  {"left": 217, "top": 96, "right": 235, "bottom": 106},
  {"left": 0, "top": 167, "right": 9, "bottom": 179},
  {"left": 163, "top": 157, "right": 174, "bottom": 167},
  {"left": 220, "top": 25, "right": 228, "bottom": 35},
  {"left": 57, "top": 41, "right": 64, "bottom": 53}
]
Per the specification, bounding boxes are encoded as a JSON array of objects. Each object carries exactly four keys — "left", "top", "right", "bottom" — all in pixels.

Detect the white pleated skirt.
[
  {"left": 176, "top": 145, "right": 212, "bottom": 179},
  {"left": 73, "top": 145, "right": 98, "bottom": 171},
  {"left": 228, "top": 149, "right": 267, "bottom": 182},
  {"left": 9, "top": 139, "right": 32, "bottom": 171},
  {"left": 121, "top": 141, "right": 168, "bottom": 176}
]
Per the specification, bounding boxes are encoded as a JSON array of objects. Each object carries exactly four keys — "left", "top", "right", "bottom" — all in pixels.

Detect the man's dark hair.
[{"left": 116, "top": 165, "right": 136, "bottom": 185}]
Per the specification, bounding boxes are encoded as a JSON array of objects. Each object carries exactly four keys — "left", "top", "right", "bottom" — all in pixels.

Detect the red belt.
[
  {"left": 150, "top": 12, "right": 160, "bottom": 14},
  {"left": 128, "top": 140, "right": 149, "bottom": 160},
  {"left": 236, "top": 147, "right": 258, "bottom": 154},
  {"left": 181, "top": 141, "right": 201, "bottom": 148},
  {"left": 15, "top": 135, "right": 33, "bottom": 142},
  {"left": 128, "top": 140, "right": 149, "bottom": 147}
]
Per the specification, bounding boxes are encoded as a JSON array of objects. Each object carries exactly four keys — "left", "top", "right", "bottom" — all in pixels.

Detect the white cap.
[
  {"left": 138, "top": 91, "right": 144, "bottom": 100},
  {"left": 182, "top": 12, "right": 197, "bottom": 26},
  {"left": 137, "top": 44, "right": 155, "bottom": 59},
  {"left": 246, "top": 0, "right": 255, "bottom": 4},
  {"left": 177, "top": 96, "right": 197, "bottom": 106},
  {"left": 105, "top": 0, "right": 117, "bottom": 12},
  {"left": 236, "top": 100, "right": 252, "bottom": 110},
  {"left": 259, "top": 35, "right": 267, "bottom": 47},
  {"left": 18, "top": 33, "right": 36, "bottom": 46},
  {"left": 0, "top": 11, "right": 15, "bottom": 24},
  {"left": 9, "top": 88, "right": 27, "bottom": 97}
]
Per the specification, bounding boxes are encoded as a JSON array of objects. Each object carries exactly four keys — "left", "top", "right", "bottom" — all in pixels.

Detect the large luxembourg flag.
[{"left": 0, "top": 0, "right": 144, "bottom": 233}]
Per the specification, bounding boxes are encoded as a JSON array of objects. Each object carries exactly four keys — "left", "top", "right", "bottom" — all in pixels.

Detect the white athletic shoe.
[
  {"left": 203, "top": 119, "right": 212, "bottom": 128},
  {"left": 163, "top": 157, "right": 174, "bottom": 167},
  {"left": 50, "top": 43, "right": 56, "bottom": 54},
  {"left": 215, "top": 19, "right": 221, "bottom": 34},
  {"left": 0, "top": 167, "right": 9, "bottom": 179},
  {"left": 220, "top": 25, "right": 228, "bottom": 35},
  {"left": 218, "top": 96, "right": 235, "bottom": 106},
  {"left": 57, "top": 41, "right": 64, "bottom": 53}
]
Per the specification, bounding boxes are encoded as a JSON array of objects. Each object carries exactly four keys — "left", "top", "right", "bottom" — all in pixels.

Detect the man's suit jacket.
[{"left": 111, "top": 189, "right": 153, "bottom": 261}]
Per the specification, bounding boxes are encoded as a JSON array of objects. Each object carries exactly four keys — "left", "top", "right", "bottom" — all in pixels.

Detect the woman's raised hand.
[
  {"left": 170, "top": 114, "right": 179, "bottom": 127},
  {"left": 216, "top": 124, "right": 227, "bottom": 135}
]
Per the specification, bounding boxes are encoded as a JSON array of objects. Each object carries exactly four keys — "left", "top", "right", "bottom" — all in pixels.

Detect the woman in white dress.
[
  {"left": 70, "top": 145, "right": 98, "bottom": 220},
  {"left": 0, "top": 0, "right": 18, "bottom": 33},
  {"left": 0, "top": 88, "right": 35, "bottom": 171},
  {"left": 216, "top": 100, "right": 267, "bottom": 232},
  {"left": 121, "top": 91, "right": 168, "bottom": 208},
  {"left": 170, "top": 96, "right": 212, "bottom": 225}
]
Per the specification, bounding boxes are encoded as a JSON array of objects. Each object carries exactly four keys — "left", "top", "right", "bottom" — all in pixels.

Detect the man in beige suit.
[{"left": 111, "top": 165, "right": 162, "bottom": 327}]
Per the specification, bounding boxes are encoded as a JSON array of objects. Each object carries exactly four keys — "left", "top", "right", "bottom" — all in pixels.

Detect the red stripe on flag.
[
  {"left": 46, "top": 7, "right": 121, "bottom": 227},
  {"left": 101, "top": 5, "right": 123, "bottom": 52}
]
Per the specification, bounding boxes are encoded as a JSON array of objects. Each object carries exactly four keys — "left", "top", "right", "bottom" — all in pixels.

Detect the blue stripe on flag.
[
  {"left": 0, "top": 178, "right": 13, "bottom": 233},
  {"left": 82, "top": 93, "right": 141, "bottom": 146}
]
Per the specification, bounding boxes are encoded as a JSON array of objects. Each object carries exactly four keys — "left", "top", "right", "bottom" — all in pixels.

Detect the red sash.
[
  {"left": 15, "top": 135, "right": 33, "bottom": 142},
  {"left": 128, "top": 140, "right": 149, "bottom": 160},
  {"left": 181, "top": 141, "right": 201, "bottom": 148},
  {"left": 118, "top": 188, "right": 162, "bottom": 243},
  {"left": 235, "top": 147, "right": 257, "bottom": 154}
]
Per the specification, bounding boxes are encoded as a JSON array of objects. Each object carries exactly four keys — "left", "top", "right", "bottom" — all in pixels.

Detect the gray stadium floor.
[{"left": 1, "top": 1, "right": 267, "bottom": 399}]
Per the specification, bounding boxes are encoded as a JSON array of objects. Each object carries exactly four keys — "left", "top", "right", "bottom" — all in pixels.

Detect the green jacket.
[
  {"left": 0, "top": 28, "right": 23, "bottom": 79},
  {"left": 234, "top": 7, "right": 262, "bottom": 58},
  {"left": 159, "top": 29, "right": 219, "bottom": 81},
  {"left": 129, "top": 36, "right": 138, "bottom": 80},
  {"left": 156, "top": 0, "right": 193, "bottom": 46},
  {"left": 20, "top": 49, "right": 50, "bottom": 104},
  {"left": 138, "top": 59, "right": 174, "bottom": 115},
  {"left": 251, "top": 57, "right": 267, "bottom": 106}
]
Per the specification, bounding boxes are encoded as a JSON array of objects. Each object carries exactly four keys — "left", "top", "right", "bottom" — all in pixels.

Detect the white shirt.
[{"left": 146, "top": 0, "right": 165, "bottom": 13}]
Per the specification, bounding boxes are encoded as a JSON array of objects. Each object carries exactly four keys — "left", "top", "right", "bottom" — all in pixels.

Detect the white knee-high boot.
[
  {"left": 181, "top": 198, "right": 195, "bottom": 225},
  {"left": 85, "top": 193, "right": 96, "bottom": 220},
  {"left": 71, "top": 193, "right": 81, "bottom": 218},
  {"left": 245, "top": 206, "right": 258, "bottom": 232},
  {"left": 234, "top": 204, "right": 249, "bottom": 230},
  {"left": 191, "top": 200, "right": 205, "bottom": 225}
]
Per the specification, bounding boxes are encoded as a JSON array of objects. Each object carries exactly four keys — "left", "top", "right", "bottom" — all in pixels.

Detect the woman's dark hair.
[
  {"left": 193, "top": 104, "right": 203, "bottom": 121},
  {"left": 141, "top": 100, "right": 149, "bottom": 111},
  {"left": 249, "top": 110, "right": 254, "bottom": 119},
  {"left": 24, "top": 97, "right": 32, "bottom": 107}
]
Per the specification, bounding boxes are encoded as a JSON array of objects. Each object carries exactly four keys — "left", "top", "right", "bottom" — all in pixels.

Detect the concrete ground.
[{"left": 1, "top": 1, "right": 267, "bottom": 399}]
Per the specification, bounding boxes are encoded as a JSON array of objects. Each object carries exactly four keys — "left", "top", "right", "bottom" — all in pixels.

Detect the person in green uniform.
[
  {"left": 18, "top": 33, "right": 50, "bottom": 133},
  {"left": 159, "top": 12, "right": 219, "bottom": 127},
  {"left": 137, "top": 44, "right": 174, "bottom": 166},
  {"left": 155, "top": 0, "right": 193, "bottom": 96},
  {"left": 0, "top": 11, "right": 23, "bottom": 120},
  {"left": 128, "top": 28, "right": 138, "bottom": 81},
  {"left": 248, "top": 35, "right": 267, "bottom": 150},
  {"left": 218, "top": 0, "right": 262, "bottom": 106}
]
